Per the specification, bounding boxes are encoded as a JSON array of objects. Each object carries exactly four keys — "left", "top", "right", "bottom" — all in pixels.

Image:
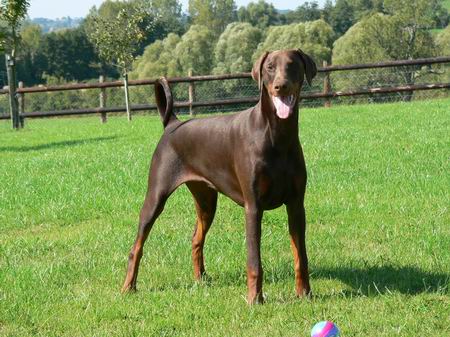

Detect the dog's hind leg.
[
  {"left": 186, "top": 181, "right": 218, "bottom": 280},
  {"left": 121, "top": 152, "right": 184, "bottom": 293}
]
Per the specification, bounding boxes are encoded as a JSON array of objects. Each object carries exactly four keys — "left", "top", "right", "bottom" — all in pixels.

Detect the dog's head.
[{"left": 252, "top": 49, "right": 317, "bottom": 119}]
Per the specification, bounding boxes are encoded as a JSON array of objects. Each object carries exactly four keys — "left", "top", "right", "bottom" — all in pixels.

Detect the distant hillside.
[{"left": 27, "top": 17, "right": 83, "bottom": 33}]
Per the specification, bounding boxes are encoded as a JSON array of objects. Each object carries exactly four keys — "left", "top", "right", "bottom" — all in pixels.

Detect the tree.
[
  {"left": 321, "top": 0, "right": 333, "bottom": 23},
  {"left": 253, "top": 20, "right": 334, "bottom": 65},
  {"left": 435, "top": 24, "right": 450, "bottom": 85},
  {"left": 436, "top": 24, "right": 450, "bottom": 56},
  {"left": 188, "top": 0, "right": 236, "bottom": 36},
  {"left": 131, "top": 24, "right": 217, "bottom": 79},
  {"left": 383, "top": 0, "right": 441, "bottom": 60},
  {"left": 329, "top": 0, "right": 355, "bottom": 36},
  {"left": 88, "top": 2, "right": 155, "bottom": 120},
  {"left": 347, "top": 0, "right": 382, "bottom": 20},
  {"left": 131, "top": 33, "right": 181, "bottom": 79},
  {"left": 237, "top": 0, "right": 282, "bottom": 30},
  {"left": 10, "top": 23, "right": 42, "bottom": 85},
  {"left": 20, "top": 23, "right": 42, "bottom": 57},
  {"left": 85, "top": 0, "right": 185, "bottom": 55},
  {"left": 212, "top": 22, "right": 262, "bottom": 95},
  {"left": 213, "top": 22, "right": 262, "bottom": 74},
  {"left": 285, "top": 1, "right": 321, "bottom": 24},
  {"left": 146, "top": 0, "right": 185, "bottom": 41},
  {"left": 38, "top": 27, "right": 102, "bottom": 82},
  {"left": 332, "top": 12, "right": 439, "bottom": 100},
  {"left": 0, "top": 0, "right": 30, "bottom": 129},
  {"left": 174, "top": 25, "right": 215, "bottom": 75}
]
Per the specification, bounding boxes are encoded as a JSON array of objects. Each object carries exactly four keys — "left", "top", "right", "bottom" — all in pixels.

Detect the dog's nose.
[{"left": 273, "top": 82, "right": 288, "bottom": 92}]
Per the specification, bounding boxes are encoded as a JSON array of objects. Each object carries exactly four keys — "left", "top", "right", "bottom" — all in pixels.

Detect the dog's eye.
[{"left": 267, "top": 63, "right": 275, "bottom": 71}]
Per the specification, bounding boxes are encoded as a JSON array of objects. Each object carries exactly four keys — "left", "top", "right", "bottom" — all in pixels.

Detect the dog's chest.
[{"left": 254, "top": 153, "right": 303, "bottom": 209}]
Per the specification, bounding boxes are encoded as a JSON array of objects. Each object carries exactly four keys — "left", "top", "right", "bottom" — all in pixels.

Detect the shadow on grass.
[
  {"left": 312, "top": 265, "right": 449, "bottom": 296},
  {"left": 190, "top": 263, "right": 449, "bottom": 297},
  {"left": 0, "top": 136, "right": 118, "bottom": 153}
]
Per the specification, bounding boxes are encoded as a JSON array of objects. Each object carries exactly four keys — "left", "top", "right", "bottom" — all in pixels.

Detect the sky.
[{"left": 29, "top": 0, "right": 327, "bottom": 19}]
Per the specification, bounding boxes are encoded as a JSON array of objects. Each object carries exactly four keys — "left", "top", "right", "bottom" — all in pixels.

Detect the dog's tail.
[{"left": 155, "top": 77, "right": 177, "bottom": 128}]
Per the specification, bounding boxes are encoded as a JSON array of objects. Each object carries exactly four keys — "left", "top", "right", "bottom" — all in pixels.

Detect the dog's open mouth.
[{"left": 271, "top": 94, "right": 296, "bottom": 119}]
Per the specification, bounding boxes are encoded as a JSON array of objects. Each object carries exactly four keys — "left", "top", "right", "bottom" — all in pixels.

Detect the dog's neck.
[{"left": 254, "top": 85, "right": 300, "bottom": 148}]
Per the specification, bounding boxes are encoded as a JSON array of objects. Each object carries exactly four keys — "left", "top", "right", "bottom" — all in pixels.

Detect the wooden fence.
[{"left": 1, "top": 56, "right": 449, "bottom": 124}]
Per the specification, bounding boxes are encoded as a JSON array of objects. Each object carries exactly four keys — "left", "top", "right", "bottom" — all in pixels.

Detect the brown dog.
[{"left": 122, "top": 49, "right": 317, "bottom": 304}]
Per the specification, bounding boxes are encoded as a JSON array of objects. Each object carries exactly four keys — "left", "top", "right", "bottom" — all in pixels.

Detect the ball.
[{"left": 311, "top": 321, "right": 340, "bottom": 337}]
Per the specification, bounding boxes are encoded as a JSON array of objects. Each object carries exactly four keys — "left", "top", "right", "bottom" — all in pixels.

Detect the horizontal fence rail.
[{"left": 0, "top": 56, "right": 449, "bottom": 123}]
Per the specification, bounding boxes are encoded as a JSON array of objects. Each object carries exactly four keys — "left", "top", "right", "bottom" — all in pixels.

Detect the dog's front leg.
[
  {"left": 286, "top": 199, "right": 311, "bottom": 297},
  {"left": 245, "top": 204, "right": 264, "bottom": 304}
]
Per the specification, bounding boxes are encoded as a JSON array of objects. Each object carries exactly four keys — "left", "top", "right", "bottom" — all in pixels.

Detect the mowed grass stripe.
[{"left": 0, "top": 99, "right": 449, "bottom": 336}]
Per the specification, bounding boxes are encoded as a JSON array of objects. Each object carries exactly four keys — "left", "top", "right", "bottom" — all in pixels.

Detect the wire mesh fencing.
[{"left": 0, "top": 57, "right": 449, "bottom": 121}]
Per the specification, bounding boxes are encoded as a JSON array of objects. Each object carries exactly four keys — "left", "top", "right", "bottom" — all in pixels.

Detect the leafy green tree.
[
  {"left": 38, "top": 27, "right": 101, "bottom": 81},
  {"left": 332, "top": 12, "right": 439, "bottom": 101},
  {"left": 332, "top": 14, "right": 389, "bottom": 65},
  {"left": 254, "top": 20, "right": 334, "bottom": 65},
  {"left": 329, "top": 0, "right": 355, "bottom": 36},
  {"left": 436, "top": 24, "right": 450, "bottom": 56},
  {"left": 188, "top": 0, "right": 237, "bottom": 36},
  {"left": 237, "top": 0, "right": 282, "bottom": 29},
  {"left": 432, "top": 5, "right": 449, "bottom": 28},
  {"left": 436, "top": 25, "right": 450, "bottom": 83},
  {"left": 333, "top": 13, "right": 438, "bottom": 64},
  {"left": 10, "top": 23, "right": 42, "bottom": 85},
  {"left": 174, "top": 24, "right": 215, "bottom": 75},
  {"left": 131, "top": 24, "right": 217, "bottom": 79},
  {"left": 213, "top": 22, "right": 262, "bottom": 95},
  {"left": 131, "top": 33, "right": 181, "bottom": 79},
  {"left": 0, "top": 0, "right": 30, "bottom": 128},
  {"left": 321, "top": 0, "right": 333, "bottom": 23},
  {"left": 88, "top": 2, "right": 155, "bottom": 120},
  {"left": 19, "top": 23, "right": 41, "bottom": 56},
  {"left": 0, "top": 0, "right": 29, "bottom": 52},
  {"left": 213, "top": 22, "right": 262, "bottom": 74},
  {"left": 146, "top": 0, "right": 185, "bottom": 40},
  {"left": 383, "top": 0, "right": 441, "bottom": 60},
  {"left": 285, "top": 1, "right": 321, "bottom": 24},
  {"left": 84, "top": 0, "right": 171, "bottom": 55},
  {"left": 347, "top": 0, "right": 382, "bottom": 20}
]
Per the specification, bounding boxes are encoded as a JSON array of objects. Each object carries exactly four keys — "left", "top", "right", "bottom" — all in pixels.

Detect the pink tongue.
[{"left": 272, "top": 96, "right": 292, "bottom": 119}]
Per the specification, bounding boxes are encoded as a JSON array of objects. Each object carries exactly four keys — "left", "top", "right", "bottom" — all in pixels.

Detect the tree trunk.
[
  {"left": 5, "top": 54, "right": 20, "bottom": 129},
  {"left": 124, "top": 72, "right": 131, "bottom": 121}
]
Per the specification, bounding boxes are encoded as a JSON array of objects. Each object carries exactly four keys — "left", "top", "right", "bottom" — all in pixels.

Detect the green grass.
[{"left": 1, "top": 99, "right": 449, "bottom": 336}]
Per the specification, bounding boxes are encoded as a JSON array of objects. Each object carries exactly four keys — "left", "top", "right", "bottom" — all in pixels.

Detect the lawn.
[{"left": 0, "top": 99, "right": 449, "bottom": 336}]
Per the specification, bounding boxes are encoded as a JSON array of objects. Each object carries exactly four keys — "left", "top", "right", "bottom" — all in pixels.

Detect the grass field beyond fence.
[{"left": 0, "top": 99, "right": 449, "bottom": 336}]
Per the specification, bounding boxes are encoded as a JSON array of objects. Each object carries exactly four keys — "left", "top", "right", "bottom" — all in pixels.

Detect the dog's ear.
[
  {"left": 252, "top": 51, "right": 270, "bottom": 91},
  {"left": 295, "top": 49, "right": 317, "bottom": 86}
]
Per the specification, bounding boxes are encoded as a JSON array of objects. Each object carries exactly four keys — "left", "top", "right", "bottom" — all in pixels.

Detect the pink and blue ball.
[{"left": 311, "top": 321, "right": 340, "bottom": 337}]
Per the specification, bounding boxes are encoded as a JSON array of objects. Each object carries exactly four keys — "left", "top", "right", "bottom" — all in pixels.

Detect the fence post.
[
  {"left": 5, "top": 54, "right": 20, "bottom": 129},
  {"left": 323, "top": 60, "right": 331, "bottom": 108},
  {"left": 18, "top": 81, "right": 25, "bottom": 128},
  {"left": 188, "top": 69, "right": 196, "bottom": 116},
  {"left": 124, "top": 73, "right": 131, "bottom": 121},
  {"left": 99, "top": 75, "right": 107, "bottom": 123}
]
